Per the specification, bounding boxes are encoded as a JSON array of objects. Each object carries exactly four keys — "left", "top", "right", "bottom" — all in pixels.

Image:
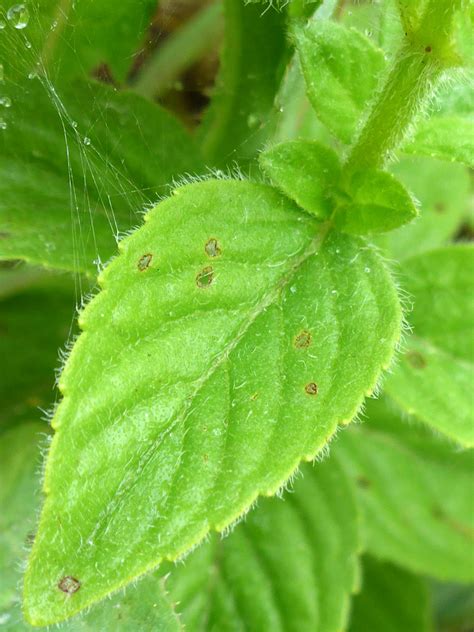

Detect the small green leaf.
[
  {"left": 385, "top": 245, "right": 474, "bottom": 446},
  {"left": 376, "top": 156, "right": 470, "bottom": 260},
  {"left": 403, "top": 116, "right": 474, "bottom": 166},
  {"left": 295, "top": 20, "right": 386, "bottom": 144},
  {"left": 0, "top": 79, "right": 203, "bottom": 274},
  {"left": 0, "top": 423, "right": 181, "bottom": 631},
  {"left": 337, "top": 397, "right": 474, "bottom": 582},
  {"left": 24, "top": 179, "right": 402, "bottom": 625},
  {"left": 167, "top": 456, "right": 359, "bottom": 632},
  {"left": 336, "top": 169, "right": 418, "bottom": 234},
  {"left": 198, "top": 0, "right": 289, "bottom": 167},
  {"left": 348, "top": 557, "right": 433, "bottom": 632},
  {"left": 259, "top": 140, "right": 341, "bottom": 218}
]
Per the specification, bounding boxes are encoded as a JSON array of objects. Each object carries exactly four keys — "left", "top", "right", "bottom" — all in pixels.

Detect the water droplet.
[
  {"left": 335, "top": 248, "right": 340, "bottom": 254},
  {"left": 364, "top": 267, "right": 371, "bottom": 273},
  {"left": 0, "top": 118, "right": 7, "bottom": 130},
  {"left": 24, "top": 39, "right": 31, "bottom": 49},
  {"left": 7, "top": 4, "right": 30, "bottom": 29},
  {"left": 0, "top": 96, "right": 11, "bottom": 107},
  {"left": 290, "top": 285, "right": 297, "bottom": 294},
  {"left": 50, "top": 19, "right": 58, "bottom": 30},
  {"left": 0, "top": 64, "right": 4, "bottom": 83},
  {"left": 0, "top": 20, "right": 6, "bottom": 30},
  {"left": 71, "top": 120, "right": 78, "bottom": 128},
  {"left": 83, "top": 136, "right": 91, "bottom": 146},
  {"left": 27, "top": 70, "right": 37, "bottom": 79}
]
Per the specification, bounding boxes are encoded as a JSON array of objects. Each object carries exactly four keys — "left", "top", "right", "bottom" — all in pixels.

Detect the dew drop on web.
[{"left": 7, "top": 3, "right": 30, "bottom": 30}]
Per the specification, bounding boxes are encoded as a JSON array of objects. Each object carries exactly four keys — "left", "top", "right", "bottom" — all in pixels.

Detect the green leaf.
[
  {"left": 1, "top": 0, "right": 156, "bottom": 82},
  {"left": 336, "top": 169, "right": 418, "bottom": 234},
  {"left": 337, "top": 397, "right": 474, "bottom": 582},
  {"left": 259, "top": 140, "right": 341, "bottom": 219},
  {"left": 348, "top": 557, "right": 433, "bottom": 632},
  {"left": 375, "top": 156, "right": 470, "bottom": 260},
  {"left": 0, "top": 78, "right": 203, "bottom": 274},
  {"left": 0, "top": 279, "right": 76, "bottom": 431},
  {"left": 384, "top": 245, "right": 474, "bottom": 446},
  {"left": 198, "top": 0, "right": 289, "bottom": 167},
  {"left": 0, "top": 423, "right": 181, "bottom": 631},
  {"left": 24, "top": 179, "right": 402, "bottom": 625},
  {"left": 295, "top": 20, "right": 386, "bottom": 144},
  {"left": 432, "top": 581, "right": 474, "bottom": 632},
  {"left": 167, "top": 456, "right": 359, "bottom": 632},
  {"left": 403, "top": 116, "right": 474, "bottom": 166}
]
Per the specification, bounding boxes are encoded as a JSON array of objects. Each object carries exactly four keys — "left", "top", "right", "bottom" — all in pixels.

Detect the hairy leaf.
[
  {"left": 403, "top": 116, "right": 474, "bottom": 166},
  {"left": 0, "top": 280, "right": 75, "bottom": 431},
  {"left": 1, "top": 0, "right": 155, "bottom": 82},
  {"left": 385, "top": 245, "right": 474, "bottom": 446},
  {"left": 24, "top": 179, "right": 401, "bottom": 624},
  {"left": 336, "top": 169, "right": 418, "bottom": 234},
  {"left": 0, "top": 423, "right": 181, "bottom": 631},
  {"left": 198, "top": 0, "right": 289, "bottom": 167},
  {"left": 295, "top": 20, "right": 386, "bottom": 144},
  {"left": 376, "top": 157, "right": 470, "bottom": 259},
  {"left": 271, "top": 58, "right": 333, "bottom": 146},
  {"left": 348, "top": 557, "right": 433, "bottom": 632},
  {"left": 167, "top": 456, "right": 359, "bottom": 632},
  {"left": 0, "top": 78, "right": 202, "bottom": 274},
  {"left": 337, "top": 398, "right": 474, "bottom": 582},
  {"left": 259, "top": 140, "right": 341, "bottom": 218}
]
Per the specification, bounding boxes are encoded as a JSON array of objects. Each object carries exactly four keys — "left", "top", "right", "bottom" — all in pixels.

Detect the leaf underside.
[
  {"left": 337, "top": 397, "right": 474, "bottom": 582},
  {"left": 384, "top": 245, "right": 474, "bottom": 447},
  {"left": 24, "top": 179, "right": 401, "bottom": 625}
]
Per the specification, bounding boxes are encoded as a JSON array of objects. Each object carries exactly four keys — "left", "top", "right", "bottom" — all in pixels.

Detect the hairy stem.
[{"left": 346, "top": 0, "right": 463, "bottom": 171}]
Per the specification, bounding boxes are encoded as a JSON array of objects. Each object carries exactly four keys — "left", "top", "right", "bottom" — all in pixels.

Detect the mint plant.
[{"left": 0, "top": 0, "right": 473, "bottom": 630}]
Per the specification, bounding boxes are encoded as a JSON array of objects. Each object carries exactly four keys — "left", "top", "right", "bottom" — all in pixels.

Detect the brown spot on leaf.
[
  {"left": 196, "top": 266, "right": 214, "bottom": 288},
  {"left": 0, "top": 232, "right": 10, "bottom": 239},
  {"left": 250, "top": 392, "right": 259, "bottom": 401},
  {"left": 434, "top": 202, "right": 446, "bottom": 213},
  {"left": 137, "top": 253, "right": 153, "bottom": 271},
  {"left": 205, "top": 238, "right": 221, "bottom": 258},
  {"left": 356, "top": 475, "right": 371, "bottom": 489},
  {"left": 58, "top": 576, "right": 81, "bottom": 595},
  {"left": 305, "top": 382, "right": 319, "bottom": 396},
  {"left": 406, "top": 350, "right": 426, "bottom": 369},
  {"left": 425, "top": 45, "right": 432, "bottom": 52},
  {"left": 294, "top": 330, "right": 312, "bottom": 349}
]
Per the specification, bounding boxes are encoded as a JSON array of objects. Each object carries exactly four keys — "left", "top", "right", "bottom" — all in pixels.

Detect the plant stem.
[
  {"left": 345, "top": 0, "right": 462, "bottom": 172},
  {"left": 132, "top": 2, "right": 223, "bottom": 100}
]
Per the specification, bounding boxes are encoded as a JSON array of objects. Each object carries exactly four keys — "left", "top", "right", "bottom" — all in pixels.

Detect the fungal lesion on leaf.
[
  {"left": 58, "top": 576, "right": 81, "bottom": 595},
  {"left": 205, "top": 237, "right": 222, "bottom": 258},
  {"left": 406, "top": 350, "right": 427, "bottom": 369},
  {"left": 356, "top": 475, "right": 371, "bottom": 489},
  {"left": 305, "top": 382, "right": 319, "bottom": 396},
  {"left": 137, "top": 253, "right": 153, "bottom": 271},
  {"left": 294, "top": 330, "right": 312, "bottom": 349},
  {"left": 196, "top": 266, "right": 214, "bottom": 288}
]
